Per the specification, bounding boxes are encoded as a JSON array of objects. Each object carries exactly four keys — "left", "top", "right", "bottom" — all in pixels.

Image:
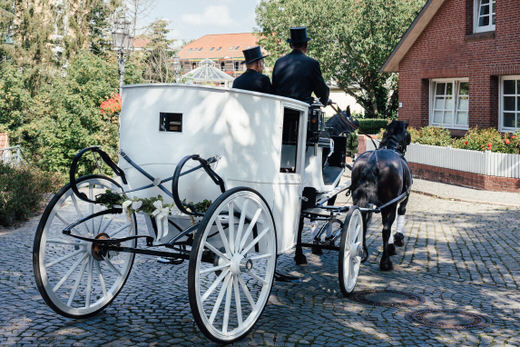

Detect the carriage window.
[
  {"left": 280, "top": 108, "right": 300, "bottom": 173},
  {"left": 159, "top": 113, "right": 182, "bottom": 132}
]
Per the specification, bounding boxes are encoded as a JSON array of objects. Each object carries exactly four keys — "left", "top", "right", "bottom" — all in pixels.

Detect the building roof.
[
  {"left": 178, "top": 33, "right": 261, "bottom": 60},
  {"left": 0, "top": 133, "right": 8, "bottom": 149},
  {"left": 133, "top": 36, "right": 150, "bottom": 50},
  {"left": 381, "top": 0, "right": 447, "bottom": 72}
]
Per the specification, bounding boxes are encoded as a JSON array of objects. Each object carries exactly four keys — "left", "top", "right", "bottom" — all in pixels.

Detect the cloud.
[{"left": 181, "top": 5, "right": 233, "bottom": 27}]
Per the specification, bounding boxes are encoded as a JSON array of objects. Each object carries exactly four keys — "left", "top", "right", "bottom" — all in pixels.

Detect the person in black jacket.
[
  {"left": 272, "top": 27, "right": 330, "bottom": 105},
  {"left": 232, "top": 46, "right": 272, "bottom": 94}
]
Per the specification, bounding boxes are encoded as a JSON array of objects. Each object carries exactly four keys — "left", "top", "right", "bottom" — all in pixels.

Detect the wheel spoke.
[
  {"left": 228, "top": 202, "right": 235, "bottom": 254},
  {"left": 71, "top": 194, "right": 90, "bottom": 235},
  {"left": 99, "top": 217, "right": 114, "bottom": 236},
  {"left": 209, "top": 273, "right": 231, "bottom": 324},
  {"left": 222, "top": 274, "right": 233, "bottom": 333},
  {"left": 248, "top": 253, "right": 272, "bottom": 261},
  {"left": 238, "top": 208, "right": 262, "bottom": 252},
  {"left": 200, "top": 263, "right": 230, "bottom": 275},
  {"left": 202, "top": 269, "right": 229, "bottom": 302},
  {"left": 215, "top": 218, "right": 232, "bottom": 257},
  {"left": 248, "top": 270, "right": 268, "bottom": 285},
  {"left": 53, "top": 253, "right": 88, "bottom": 292},
  {"left": 67, "top": 256, "right": 89, "bottom": 306},
  {"left": 96, "top": 261, "right": 107, "bottom": 297},
  {"left": 204, "top": 241, "right": 229, "bottom": 260},
  {"left": 89, "top": 184, "right": 95, "bottom": 234},
  {"left": 85, "top": 257, "right": 93, "bottom": 308},
  {"left": 241, "top": 227, "right": 269, "bottom": 256},
  {"left": 234, "top": 200, "right": 249, "bottom": 254},
  {"left": 105, "top": 258, "right": 122, "bottom": 277},
  {"left": 237, "top": 275, "right": 256, "bottom": 310},
  {"left": 109, "top": 223, "right": 131, "bottom": 238},
  {"left": 233, "top": 275, "right": 243, "bottom": 325},
  {"left": 46, "top": 249, "right": 84, "bottom": 268},
  {"left": 46, "top": 239, "right": 81, "bottom": 246},
  {"left": 55, "top": 212, "right": 72, "bottom": 228}
]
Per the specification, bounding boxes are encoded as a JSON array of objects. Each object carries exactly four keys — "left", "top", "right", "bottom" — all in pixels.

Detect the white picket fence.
[{"left": 365, "top": 140, "right": 520, "bottom": 179}]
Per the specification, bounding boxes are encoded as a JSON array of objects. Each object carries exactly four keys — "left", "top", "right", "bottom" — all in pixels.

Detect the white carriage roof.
[{"left": 122, "top": 83, "right": 310, "bottom": 107}]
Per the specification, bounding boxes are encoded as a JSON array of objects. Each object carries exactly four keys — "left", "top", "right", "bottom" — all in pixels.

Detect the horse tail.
[{"left": 351, "top": 152, "right": 379, "bottom": 208}]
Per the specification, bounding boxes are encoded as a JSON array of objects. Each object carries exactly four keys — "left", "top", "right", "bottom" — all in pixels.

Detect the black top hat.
[
  {"left": 241, "top": 46, "right": 267, "bottom": 64},
  {"left": 287, "top": 26, "right": 312, "bottom": 44}
]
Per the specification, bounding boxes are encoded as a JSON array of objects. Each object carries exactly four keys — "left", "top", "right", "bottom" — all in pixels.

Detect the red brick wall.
[
  {"left": 409, "top": 162, "right": 520, "bottom": 192},
  {"left": 398, "top": 0, "right": 520, "bottom": 131}
]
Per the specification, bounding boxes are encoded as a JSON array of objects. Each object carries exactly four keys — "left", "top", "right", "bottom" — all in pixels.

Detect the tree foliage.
[
  {"left": 143, "top": 19, "right": 177, "bottom": 83},
  {"left": 256, "top": 0, "right": 423, "bottom": 118}
]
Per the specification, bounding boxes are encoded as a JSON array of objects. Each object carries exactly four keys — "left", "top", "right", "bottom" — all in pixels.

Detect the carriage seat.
[{"left": 322, "top": 165, "right": 344, "bottom": 186}]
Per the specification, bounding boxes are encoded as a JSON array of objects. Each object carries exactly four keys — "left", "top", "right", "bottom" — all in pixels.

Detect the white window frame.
[
  {"left": 499, "top": 75, "right": 520, "bottom": 132},
  {"left": 474, "top": 0, "right": 496, "bottom": 33},
  {"left": 429, "top": 78, "right": 469, "bottom": 130}
]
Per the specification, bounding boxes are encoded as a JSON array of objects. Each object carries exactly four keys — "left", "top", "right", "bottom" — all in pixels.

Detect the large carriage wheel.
[
  {"left": 338, "top": 207, "right": 363, "bottom": 296},
  {"left": 33, "top": 175, "right": 136, "bottom": 318},
  {"left": 188, "top": 187, "right": 277, "bottom": 343}
]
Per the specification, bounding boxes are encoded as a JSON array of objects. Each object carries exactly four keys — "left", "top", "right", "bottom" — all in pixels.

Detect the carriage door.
[
  {"left": 280, "top": 108, "right": 301, "bottom": 174},
  {"left": 275, "top": 106, "right": 306, "bottom": 253}
]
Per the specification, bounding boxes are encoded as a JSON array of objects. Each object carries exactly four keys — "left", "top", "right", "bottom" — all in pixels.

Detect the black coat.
[
  {"left": 232, "top": 69, "right": 272, "bottom": 94},
  {"left": 272, "top": 49, "right": 329, "bottom": 105}
]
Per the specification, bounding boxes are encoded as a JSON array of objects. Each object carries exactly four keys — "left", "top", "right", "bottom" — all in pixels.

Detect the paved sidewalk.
[
  {"left": 411, "top": 177, "right": 520, "bottom": 207},
  {"left": 342, "top": 170, "right": 520, "bottom": 207}
]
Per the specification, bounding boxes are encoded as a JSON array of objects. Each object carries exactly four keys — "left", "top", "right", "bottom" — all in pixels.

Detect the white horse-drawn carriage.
[{"left": 33, "top": 85, "right": 364, "bottom": 343}]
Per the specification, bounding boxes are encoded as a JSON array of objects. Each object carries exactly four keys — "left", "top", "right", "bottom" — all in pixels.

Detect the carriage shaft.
[{"left": 106, "top": 245, "right": 213, "bottom": 263}]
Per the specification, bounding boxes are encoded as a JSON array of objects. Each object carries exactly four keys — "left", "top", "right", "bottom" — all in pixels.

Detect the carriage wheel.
[
  {"left": 33, "top": 175, "right": 136, "bottom": 318},
  {"left": 338, "top": 207, "right": 363, "bottom": 296},
  {"left": 188, "top": 187, "right": 277, "bottom": 343}
]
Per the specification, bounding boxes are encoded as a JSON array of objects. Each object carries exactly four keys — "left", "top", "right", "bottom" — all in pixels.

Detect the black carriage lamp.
[{"left": 112, "top": 13, "right": 133, "bottom": 95}]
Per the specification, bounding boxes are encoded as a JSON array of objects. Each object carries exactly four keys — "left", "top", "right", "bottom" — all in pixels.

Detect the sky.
[{"left": 137, "top": 0, "right": 261, "bottom": 45}]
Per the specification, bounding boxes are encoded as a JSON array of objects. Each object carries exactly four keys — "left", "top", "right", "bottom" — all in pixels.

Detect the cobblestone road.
[{"left": 1, "top": 192, "right": 519, "bottom": 346}]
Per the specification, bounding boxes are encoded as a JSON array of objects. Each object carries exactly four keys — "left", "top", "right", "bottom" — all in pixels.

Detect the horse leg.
[
  {"left": 360, "top": 211, "right": 370, "bottom": 263},
  {"left": 394, "top": 196, "right": 409, "bottom": 247},
  {"left": 380, "top": 205, "right": 397, "bottom": 271},
  {"left": 294, "top": 215, "right": 307, "bottom": 265}
]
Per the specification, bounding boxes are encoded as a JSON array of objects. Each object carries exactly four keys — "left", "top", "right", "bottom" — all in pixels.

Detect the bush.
[
  {"left": 358, "top": 119, "right": 389, "bottom": 134},
  {"left": 452, "top": 127, "right": 520, "bottom": 154},
  {"left": 409, "top": 126, "right": 452, "bottom": 146},
  {"left": 0, "top": 163, "right": 57, "bottom": 226}
]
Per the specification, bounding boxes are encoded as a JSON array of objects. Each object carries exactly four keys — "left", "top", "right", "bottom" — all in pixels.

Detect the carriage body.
[
  {"left": 33, "top": 84, "right": 364, "bottom": 344},
  {"left": 120, "top": 84, "right": 312, "bottom": 253}
]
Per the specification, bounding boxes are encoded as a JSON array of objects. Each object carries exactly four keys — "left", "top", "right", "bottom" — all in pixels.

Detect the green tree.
[
  {"left": 11, "top": 52, "right": 120, "bottom": 175},
  {"left": 256, "top": 0, "right": 423, "bottom": 118},
  {"left": 88, "top": 0, "right": 121, "bottom": 55},
  {"left": 143, "top": 19, "right": 176, "bottom": 83}
]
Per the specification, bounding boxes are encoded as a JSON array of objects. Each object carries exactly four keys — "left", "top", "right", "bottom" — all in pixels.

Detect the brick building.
[
  {"left": 177, "top": 33, "right": 262, "bottom": 78},
  {"left": 382, "top": 0, "right": 520, "bottom": 135}
]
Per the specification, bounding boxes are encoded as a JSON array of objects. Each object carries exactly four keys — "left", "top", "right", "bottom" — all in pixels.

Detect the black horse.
[{"left": 350, "top": 120, "right": 412, "bottom": 271}]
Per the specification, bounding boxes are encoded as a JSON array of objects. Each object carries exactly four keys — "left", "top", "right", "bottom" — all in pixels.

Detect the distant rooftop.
[{"left": 178, "top": 33, "right": 263, "bottom": 60}]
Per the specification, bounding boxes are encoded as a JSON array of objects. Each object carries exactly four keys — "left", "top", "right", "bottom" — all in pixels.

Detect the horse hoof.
[
  {"left": 394, "top": 232, "right": 404, "bottom": 247},
  {"left": 380, "top": 260, "right": 393, "bottom": 271},
  {"left": 360, "top": 246, "right": 369, "bottom": 263},
  {"left": 294, "top": 253, "right": 308, "bottom": 265},
  {"left": 388, "top": 243, "right": 396, "bottom": 256},
  {"left": 311, "top": 245, "right": 323, "bottom": 255}
]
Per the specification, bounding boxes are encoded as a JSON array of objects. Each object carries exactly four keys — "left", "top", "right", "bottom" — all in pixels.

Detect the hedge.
[
  {"left": 0, "top": 163, "right": 56, "bottom": 226},
  {"left": 357, "top": 119, "right": 389, "bottom": 134}
]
